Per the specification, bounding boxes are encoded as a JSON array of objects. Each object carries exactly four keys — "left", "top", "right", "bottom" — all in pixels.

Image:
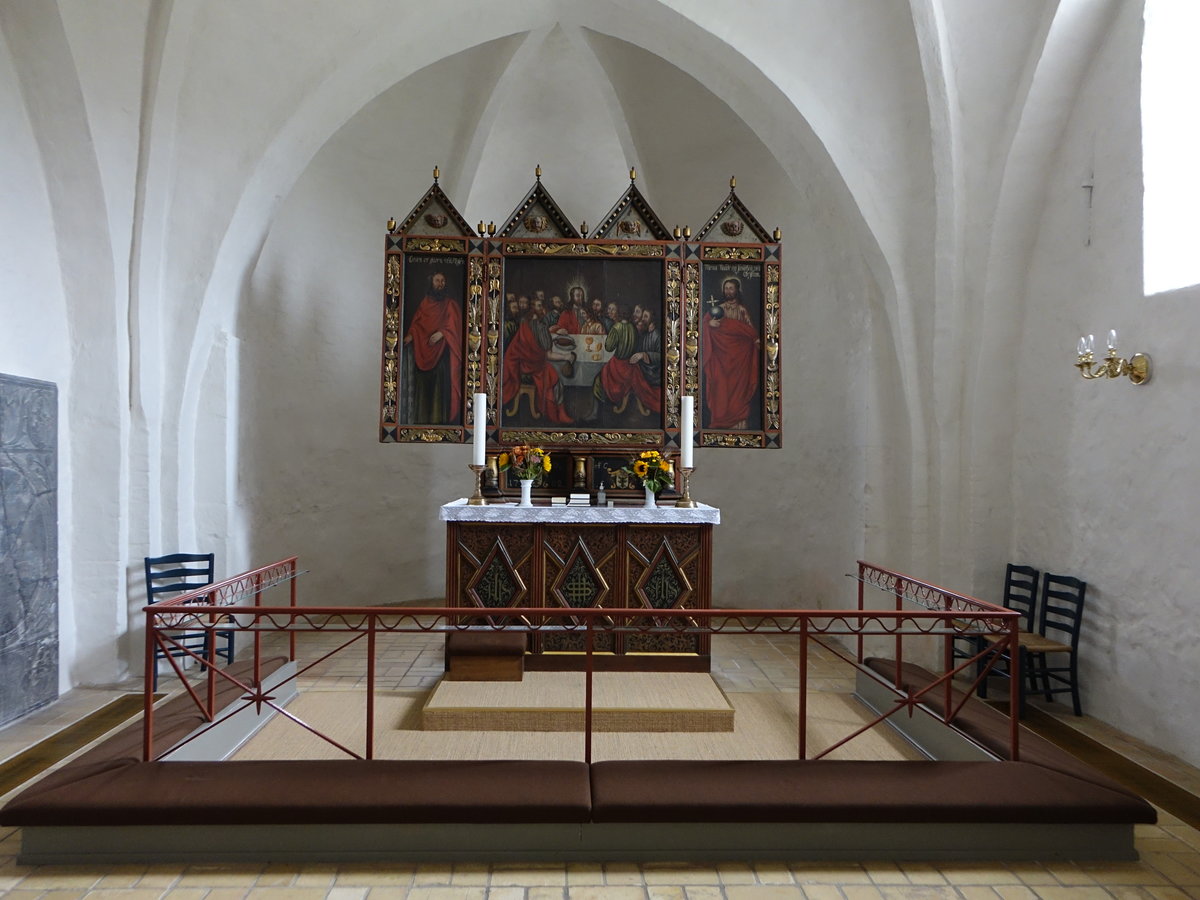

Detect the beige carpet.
[
  {"left": 423, "top": 672, "right": 734, "bottom": 732},
  {"left": 231, "top": 687, "right": 921, "bottom": 762}
]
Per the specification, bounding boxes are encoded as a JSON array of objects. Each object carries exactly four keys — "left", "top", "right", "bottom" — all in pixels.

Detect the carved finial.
[
  {"left": 580, "top": 221, "right": 587, "bottom": 238},
  {"left": 673, "top": 225, "right": 682, "bottom": 239},
  {"left": 478, "top": 220, "right": 486, "bottom": 237},
  {"left": 535, "top": 165, "right": 542, "bottom": 180},
  {"left": 730, "top": 175, "right": 736, "bottom": 189},
  {"left": 773, "top": 227, "right": 782, "bottom": 241},
  {"left": 683, "top": 225, "right": 692, "bottom": 239},
  {"left": 386, "top": 217, "right": 396, "bottom": 233},
  {"left": 630, "top": 166, "right": 637, "bottom": 182},
  {"left": 433, "top": 165, "right": 440, "bottom": 182},
  {"left": 487, "top": 221, "right": 496, "bottom": 236}
]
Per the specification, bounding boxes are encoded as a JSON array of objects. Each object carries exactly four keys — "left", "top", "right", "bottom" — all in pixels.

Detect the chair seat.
[{"left": 983, "top": 631, "right": 1072, "bottom": 655}]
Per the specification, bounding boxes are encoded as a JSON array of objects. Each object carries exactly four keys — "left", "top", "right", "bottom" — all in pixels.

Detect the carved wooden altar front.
[{"left": 441, "top": 502, "right": 718, "bottom": 671}]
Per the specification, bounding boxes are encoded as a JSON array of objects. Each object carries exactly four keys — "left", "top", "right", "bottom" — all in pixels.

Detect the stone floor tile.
[
  {"left": 528, "top": 887, "right": 566, "bottom": 900},
  {"left": 291, "top": 867, "right": 337, "bottom": 888},
  {"left": 566, "top": 887, "right": 647, "bottom": 900},
  {"left": 1032, "top": 889, "right": 1129, "bottom": 899},
  {"left": 245, "top": 889, "right": 332, "bottom": 900},
  {"left": 896, "top": 864, "right": 948, "bottom": 886},
  {"left": 484, "top": 887, "right": 524, "bottom": 900},
  {"left": 338, "top": 865, "right": 420, "bottom": 887},
  {"left": 1162, "top": 827, "right": 1200, "bottom": 852},
  {"left": 11, "top": 866, "right": 104, "bottom": 889},
  {"left": 365, "top": 887, "right": 411, "bottom": 900},
  {"left": 488, "top": 865, "right": 566, "bottom": 887},
  {"left": 724, "top": 887, "right": 806, "bottom": 900},
  {"left": 954, "top": 889, "right": 1003, "bottom": 900},
  {"left": 1036, "top": 864, "right": 1096, "bottom": 887},
  {"left": 936, "top": 865, "right": 1023, "bottom": 886},
  {"left": 1140, "top": 852, "right": 1200, "bottom": 886},
  {"left": 203, "top": 889, "right": 255, "bottom": 900},
  {"left": 6, "top": 892, "right": 63, "bottom": 900},
  {"left": 645, "top": 886, "right": 685, "bottom": 900},
  {"left": 160, "top": 889, "right": 207, "bottom": 900},
  {"left": 405, "top": 889, "right": 487, "bottom": 900},
  {"left": 1076, "top": 862, "right": 1168, "bottom": 886},
  {"left": 449, "top": 865, "right": 490, "bottom": 887},
  {"left": 683, "top": 886, "right": 723, "bottom": 900},
  {"left": 992, "top": 887, "right": 1039, "bottom": 900},
  {"left": 874, "top": 887, "right": 961, "bottom": 899},
  {"left": 604, "top": 864, "right": 648, "bottom": 886},
  {"left": 751, "top": 863, "right": 795, "bottom": 885},
  {"left": 92, "top": 865, "right": 149, "bottom": 888},
  {"left": 566, "top": 863, "right": 607, "bottom": 886},
  {"left": 839, "top": 887, "right": 886, "bottom": 900},
  {"left": 1144, "top": 887, "right": 1194, "bottom": 899},
  {"left": 326, "top": 887, "right": 371, "bottom": 900},
  {"left": 715, "top": 863, "right": 757, "bottom": 884},
  {"left": 863, "top": 862, "right": 909, "bottom": 885},
  {"left": 173, "top": 865, "right": 265, "bottom": 888},
  {"left": 798, "top": 885, "right": 843, "bottom": 900},
  {"left": 256, "top": 863, "right": 302, "bottom": 886},
  {"left": 642, "top": 864, "right": 720, "bottom": 886},
  {"left": 788, "top": 864, "right": 872, "bottom": 885}
]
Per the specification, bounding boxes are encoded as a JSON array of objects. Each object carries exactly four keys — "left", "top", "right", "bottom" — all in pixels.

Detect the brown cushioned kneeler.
[
  {"left": 2, "top": 759, "right": 592, "bottom": 826},
  {"left": 589, "top": 759, "right": 1156, "bottom": 824}
]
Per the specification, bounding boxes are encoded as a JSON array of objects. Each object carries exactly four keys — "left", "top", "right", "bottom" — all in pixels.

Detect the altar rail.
[{"left": 143, "top": 559, "right": 1022, "bottom": 762}]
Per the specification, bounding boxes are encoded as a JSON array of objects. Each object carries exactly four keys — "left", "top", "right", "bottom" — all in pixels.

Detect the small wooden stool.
[{"left": 444, "top": 631, "right": 526, "bottom": 682}]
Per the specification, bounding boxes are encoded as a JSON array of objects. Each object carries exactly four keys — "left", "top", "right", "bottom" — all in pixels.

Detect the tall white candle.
[
  {"left": 472, "top": 392, "right": 487, "bottom": 466},
  {"left": 680, "top": 395, "right": 694, "bottom": 469}
]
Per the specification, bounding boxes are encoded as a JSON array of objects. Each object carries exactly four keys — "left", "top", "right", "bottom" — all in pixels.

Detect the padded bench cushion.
[
  {"left": 590, "top": 759, "right": 1156, "bottom": 824},
  {"left": 446, "top": 631, "right": 527, "bottom": 656},
  {"left": 1, "top": 759, "right": 592, "bottom": 827}
]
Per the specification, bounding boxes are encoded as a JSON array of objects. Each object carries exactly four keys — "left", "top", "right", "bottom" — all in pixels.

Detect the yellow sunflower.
[
  {"left": 542, "top": 454, "right": 552, "bottom": 472},
  {"left": 633, "top": 459, "right": 650, "bottom": 477}
]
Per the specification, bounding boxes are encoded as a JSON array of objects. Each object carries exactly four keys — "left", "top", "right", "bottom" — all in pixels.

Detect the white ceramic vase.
[
  {"left": 519, "top": 479, "right": 534, "bottom": 507},
  {"left": 644, "top": 486, "right": 657, "bottom": 508}
]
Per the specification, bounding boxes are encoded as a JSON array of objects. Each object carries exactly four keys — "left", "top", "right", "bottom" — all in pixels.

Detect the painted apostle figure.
[
  {"left": 702, "top": 276, "right": 759, "bottom": 429},
  {"left": 403, "top": 271, "right": 462, "bottom": 424}
]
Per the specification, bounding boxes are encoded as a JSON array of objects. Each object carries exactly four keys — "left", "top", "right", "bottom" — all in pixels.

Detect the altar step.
[{"left": 421, "top": 672, "right": 735, "bottom": 732}]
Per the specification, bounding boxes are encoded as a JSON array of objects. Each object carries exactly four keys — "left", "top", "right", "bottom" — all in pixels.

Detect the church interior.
[{"left": 3, "top": 0, "right": 1200, "bottom": 894}]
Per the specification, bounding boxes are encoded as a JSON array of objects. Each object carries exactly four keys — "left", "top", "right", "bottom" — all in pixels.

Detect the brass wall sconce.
[{"left": 1075, "top": 330, "right": 1151, "bottom": 385}]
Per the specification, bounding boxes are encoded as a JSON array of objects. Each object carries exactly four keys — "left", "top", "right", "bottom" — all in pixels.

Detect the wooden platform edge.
[{"left": 16, "top": 820, "right": 1139, "bottom": 865}]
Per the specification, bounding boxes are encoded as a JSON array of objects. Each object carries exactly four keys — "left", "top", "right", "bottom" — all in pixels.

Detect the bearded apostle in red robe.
[
  {"left": 502, "top": 297, "right": 573, "bottom": 424},
  {"left": 702, "top": 277, "right": 759, "bottom": 429},
  {"left": 404, "top": 271, "right": 462, "bottom": 424}
]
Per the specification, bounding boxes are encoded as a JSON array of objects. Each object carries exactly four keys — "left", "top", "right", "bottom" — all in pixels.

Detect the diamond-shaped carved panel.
[
  {"left": 466, "top": 540, "right": 528, "bottom": 610},
  {"left": 549, "top": 539, "right": 609, "bottom": 610},
  {"left": 633, "top": 540, "right": 693, "bottom": 614}
]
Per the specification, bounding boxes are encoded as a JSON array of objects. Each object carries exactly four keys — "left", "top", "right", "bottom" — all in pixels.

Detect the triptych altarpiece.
[{"left": 380, "top": 168, "right": 782, "bottom": 492}]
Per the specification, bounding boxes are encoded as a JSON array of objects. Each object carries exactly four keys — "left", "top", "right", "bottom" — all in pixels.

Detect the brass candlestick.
[
  {"left": 675, "top": 466, "right": 698, "bottom": 508},
  {"left": 467, "top": 464, "right": 487, "bottom": 506}
]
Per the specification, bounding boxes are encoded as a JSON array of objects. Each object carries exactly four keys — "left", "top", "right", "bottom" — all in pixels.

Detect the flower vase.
[
  {"left": 519, "top": 478, "right": 534, "bottom": 507},
  {"left": 644, "top": 486, "right": 657, "bottom": 508}
]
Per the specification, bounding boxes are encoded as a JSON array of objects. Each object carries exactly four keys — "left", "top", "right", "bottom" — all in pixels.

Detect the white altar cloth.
[{"left": 440, "top": 499, "right": 720, "bottom": 525}]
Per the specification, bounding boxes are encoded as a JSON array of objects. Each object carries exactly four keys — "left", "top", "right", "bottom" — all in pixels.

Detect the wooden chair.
[
  {"left": 145, "top": 553, "right": 233, "bottom": 689},
  {"left": 954, "top": 564, "right": 1039, "bottom": 677},
  {"left": 980, "top": 572, "right": 1087, "bottom": 716}
]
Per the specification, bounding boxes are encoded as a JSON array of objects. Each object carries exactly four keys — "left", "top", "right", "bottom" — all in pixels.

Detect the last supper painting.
[{"left": 500, "top": 257, "right": 665, "bottom": 431}]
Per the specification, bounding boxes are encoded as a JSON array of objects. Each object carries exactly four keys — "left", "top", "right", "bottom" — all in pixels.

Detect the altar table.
[{"left": 440, "top": 500, "right": 720, "bottom": 671}]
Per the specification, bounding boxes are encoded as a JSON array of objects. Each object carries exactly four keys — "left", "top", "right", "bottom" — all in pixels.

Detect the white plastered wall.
[{"left": 4, "top": 0, "right": 1199, "bottom": 766}]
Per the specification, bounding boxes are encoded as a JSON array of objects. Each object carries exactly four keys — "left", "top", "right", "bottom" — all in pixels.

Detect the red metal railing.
[{"left": 143, "top": 558, "right": 1022, "bottom": 762}]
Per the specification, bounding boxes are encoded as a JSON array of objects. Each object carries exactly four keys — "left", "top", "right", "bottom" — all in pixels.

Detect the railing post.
[
  {"left": 144, "top": 610, "right": 156, "bottom": 761},
  {"left": 366, "top": 615, "right": 376, "bottom": 760},
  {"left": 288, "top": 560, "right": 297, "bottom": 662},
  {"left": 253, "top": 570, "right": 263, "bottom": 688},
  {"left": 799, "top": 618, "right": 808, "bottom": 760},
  {"left": 1009, "top": 624, "right": 1021, "bottom": 761},
  {"left": 893, "top": 577, "right": 905, "bottom": 687},
  {"left": 584, "top": 615, "right": 594, "bottom": 765},
  {"left": 206, "top": 588, "right": 217, "bottom": 718},
  {"left": 856, "top": 561, "right": 865, "bottom": 663}
]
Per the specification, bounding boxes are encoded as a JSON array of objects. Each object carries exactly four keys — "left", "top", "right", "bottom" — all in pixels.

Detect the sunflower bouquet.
[
  {"left": 622, "top": 449, "right": 674, "bottom": 493},
  {"left": 497, "top": 444, "right": 552, "bottom": 481}
]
